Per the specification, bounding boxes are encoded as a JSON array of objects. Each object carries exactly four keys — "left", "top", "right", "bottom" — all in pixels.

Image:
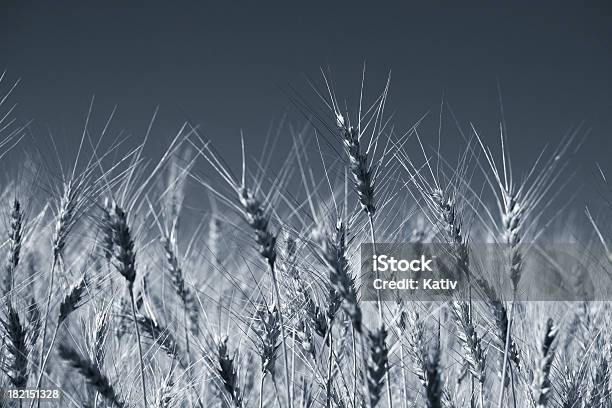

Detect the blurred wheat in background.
[{"left": 0, "top": 69, "right": 611, "bottom": 408}]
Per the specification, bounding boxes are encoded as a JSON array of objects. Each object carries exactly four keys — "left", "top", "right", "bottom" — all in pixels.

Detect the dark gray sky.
[{"left": 2, "top": 1, "right": 611, "bottom": 201}]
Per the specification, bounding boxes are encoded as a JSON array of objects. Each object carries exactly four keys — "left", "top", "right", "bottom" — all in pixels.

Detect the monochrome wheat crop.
[{"left": 0, "top": 69, "right": 610, "bottom": 408}]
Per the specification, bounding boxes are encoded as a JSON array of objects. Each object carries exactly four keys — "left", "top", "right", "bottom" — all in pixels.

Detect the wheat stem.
[
  {"left": 268, "top": 261, "right": 293, "bottom": 408},
  {"left": 326, "top": 328, "right": 334, "bottom": 408},
  {"left": 259, "top": 372, "right": 265, "bottom": 408},
  {"left": 352, "top": 325, "right": 358, "bottom": 408},
  {"left": 129, "top": 287, "right": 148, "bottom": 407},
  {"left": 32, "top": 321, "right": 60, "bottom": 408},
  {"left": 497, "top": 292, "right": 516, "bottom": 408},
  {"left": 367, "top": 214, "right": 392, "bottom": 408},
  {"left": 398, "top": 324, "right": 409, "bottom": 408},
  {"left": 31, "top": 256, "right": 58, "bottom": 408}
]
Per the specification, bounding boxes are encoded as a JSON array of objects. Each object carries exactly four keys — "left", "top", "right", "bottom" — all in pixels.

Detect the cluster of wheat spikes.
[{"left": 0, "top": 71, "right": 611, "bottom": 408}]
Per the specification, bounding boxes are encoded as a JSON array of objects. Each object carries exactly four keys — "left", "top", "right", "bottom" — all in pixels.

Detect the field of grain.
[{"left": 0, "top": 71, "right": 610, "bottom": 408}]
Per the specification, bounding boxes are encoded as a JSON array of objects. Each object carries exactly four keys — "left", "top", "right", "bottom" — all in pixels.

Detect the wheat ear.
[
  {"left": 254, "top": 304, "right": 281, "bottom": 378},
  {"left": 531, "top": 318, "right": 558, "bottom": 408},
  {"left": 3, "top": 198, "right": 23, "bottom": 296},
  {"left": 238, "top": 185, "right": 293, "bottom": 407},
  {"left": 136, "top": 313, "right": 186, "bottom": 368},
  {"left": 477, "top": 277, "right": 520, "bottom": 379},
  {"left": 58, "top": 343, "right": 126, "bottom": 408},
  {"left": 365, "top": 327, "right": 389, "bottom": 408},
  {"left": 33, "top": 273, "right": 89, "bottom": 408},
  {"left": 588, "top": 355, "right": 609, "bottom": 407},
  {"left": 36, "top": 181, "right": 81, "bottom": 408},
  {"left": 217, "top": 336, "right": 243, "bottom": 408},
  {"left": 2, "top": 301, "right": 29, "bottom": 390},
  {"left": 451, "top": 301, "right": 486, "bottom": 407},
  {"left": 313, "top": 222, "right": 362, "bottom": 333}
]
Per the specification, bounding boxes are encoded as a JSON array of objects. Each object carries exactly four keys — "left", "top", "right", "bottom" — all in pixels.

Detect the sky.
[{"left": 1, "top": 1, "right": 611, "bottom": 206}]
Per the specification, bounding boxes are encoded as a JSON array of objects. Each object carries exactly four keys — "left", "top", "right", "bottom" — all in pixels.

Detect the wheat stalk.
[
  {"left": 107, "top": 202, "right": 148, "bottom": 406},
  {"left": 35, "top": 179, "right": 89, "bottom": 408},
  {"left": 191, "top": 134, "right": 294, "bottom": 408}
]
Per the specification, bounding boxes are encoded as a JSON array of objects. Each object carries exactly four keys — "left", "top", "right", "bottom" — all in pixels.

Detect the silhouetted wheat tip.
[
  {"left": 239, "top": 187, "right": 277, "bottom": 266},
  {"left": 108, "top": 204, "right": 136, "bottom": 287},
  {"left": 58, "top": 343, "right": 126, "bottom": 408},
  {"left": 3, "top": 198, "right": 23, "bottom": 295},
  {"left": 336, "top": 114, "right": 376, "bottom": 215},
  {"left": 2, "top": 302, "right": 29, "bottom": 389},
  {"left": 217, "top": 336, "right": 243, "bottom": 408},
  {"left": 366, "top": 326, "right": 389, "bottom": 408}
]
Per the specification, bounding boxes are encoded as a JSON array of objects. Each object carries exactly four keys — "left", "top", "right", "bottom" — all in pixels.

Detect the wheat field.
[{"left": 0, "top": 71, "right": 610, "bottom": 408}]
